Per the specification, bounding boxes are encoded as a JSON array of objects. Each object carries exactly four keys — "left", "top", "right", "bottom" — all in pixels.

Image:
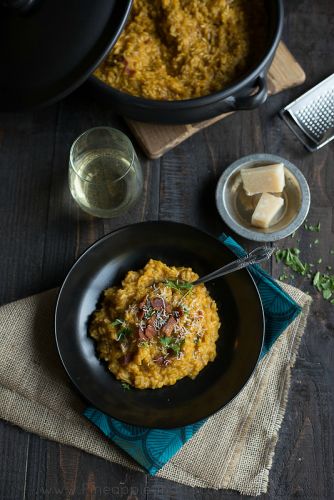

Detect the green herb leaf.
[
  {"left": 121, "top": 382, "right": 131, "bottom": 390},
  {"left": 182, "top": 305, "right": 190, "bottom": 315},
  {"left": 111, "top": 318, "right": 124, "bottom": 327},
  {"left": 313, "top": 271, "right": 320, "bottom": 287},
  {"left": 160, "top": 337, "right": 173, "bottom": 347},
  {"left": 116, "top": 327, "right": 132, "bottom": 342},
  {"left": 164, "top": 279, "right": 193, "bottom": 291},
  {"left": 304, "top": 221, "right": 321, "bottom": 232},
  {"left": 323, "top": 289, "right": 332, "bottom": 300},
  {"left": 160, "top": 336, "right": 182, "bottom": 355}
]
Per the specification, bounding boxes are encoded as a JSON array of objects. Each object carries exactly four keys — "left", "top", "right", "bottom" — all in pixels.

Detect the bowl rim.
[
  {"left": 215, "top": 154, "right": 311, "bottom": 242},
  {"left": 54, "top": 220, "right": 265, "bottom": 428}
]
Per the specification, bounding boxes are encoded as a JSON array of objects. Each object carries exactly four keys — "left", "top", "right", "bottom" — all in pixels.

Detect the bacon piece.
[
  {"left": 121, "top": 352, "right": 133, "bottom": 365},
  {"left": 136, "top": 327, "right": 146, "bottom": 341},
  {"left": 161, "top": 316, "right": 177, "bottom": 337},
  {"left": 153, "top": 356, "right": 164, "bottom": 365},
  {"left": 147, "top": 314, "right": 156, "bottom": 327},
  {"left": 165, "top": 303, "right": 172, "bottom": 313},
  {"left": 144, "top": 324, "right": 157, "bottom": 339},
  {"left": 173, "top": 307, "right": 184, "bottom": 318},
  {"left": 138, "top": 298, "right": 147, "bottom": 309},
  {"left": 137, "top": 309, "right": 144, "bottom": 320},
  {"left": 151, "top": 297, "right": 164, "bottom": 310}
]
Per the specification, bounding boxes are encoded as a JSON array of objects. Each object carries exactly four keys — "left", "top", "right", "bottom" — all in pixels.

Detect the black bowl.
[
  {"left": 89, "top": 0, "right": 284, "bottom": 124},
  {"left": 55, "top": 222, "right": 264, "bottom": 428}
]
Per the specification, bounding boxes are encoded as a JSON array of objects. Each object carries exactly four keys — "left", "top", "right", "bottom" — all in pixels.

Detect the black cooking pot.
[{"left": 89, "top": 0, "right": 284, "bottom": 124}]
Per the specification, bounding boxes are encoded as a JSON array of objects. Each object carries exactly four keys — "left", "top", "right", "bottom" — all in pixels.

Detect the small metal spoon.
[{"left": 192, "top": 246, "right": 275, "bottom": 286}]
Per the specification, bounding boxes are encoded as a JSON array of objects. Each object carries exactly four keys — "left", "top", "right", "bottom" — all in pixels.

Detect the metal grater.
[{"left": 280, "top": 73, "right": 334, "bottom": 152}]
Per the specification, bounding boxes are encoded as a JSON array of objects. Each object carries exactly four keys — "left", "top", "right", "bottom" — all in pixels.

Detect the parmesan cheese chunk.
[
  {"left": 251, "top": 193, "right": 284, "bottom": 229},
  {"left": 240, "top": 163, "right": 285, "bottom": 196}
]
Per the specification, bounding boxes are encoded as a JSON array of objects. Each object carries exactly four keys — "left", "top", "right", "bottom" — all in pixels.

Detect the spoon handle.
[{"left": 192, "top": 246, "right": 275, "bottom": 286}]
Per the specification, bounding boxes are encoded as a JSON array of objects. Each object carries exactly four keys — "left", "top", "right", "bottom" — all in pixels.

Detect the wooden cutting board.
[{"left": 126, "top": 42, "right": 305, "bottom": 159}]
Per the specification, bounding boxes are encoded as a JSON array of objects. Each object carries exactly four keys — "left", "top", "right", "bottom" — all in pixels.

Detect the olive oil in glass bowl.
[{"left": 69, "top": 127, "right": 143, "bottom": 218}]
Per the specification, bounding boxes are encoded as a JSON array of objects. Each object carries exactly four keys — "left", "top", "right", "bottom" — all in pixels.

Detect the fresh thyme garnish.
[
  {"left": 164, "top": 279, "right": 193, "bottom": 291},
  {"left": 182, "top": 305, "right": 190, "bottom": 315},
  {"left": 111, "top": 319, "right": 132, "bottom": 342},
  {"left": 160, "top": 336, "right": 182, "bottom": 355},
  {"left": 116, "top": 326, "right": 132, "bottom": 342},
  {"left": 111, "top": 318, "right": 124, "bottom": 327},
  {"left": 304, "top": 221, "right": 321, "bottom": 232},
  {"left": 121, "top": 382, "right": 131, "bottom": 390}
]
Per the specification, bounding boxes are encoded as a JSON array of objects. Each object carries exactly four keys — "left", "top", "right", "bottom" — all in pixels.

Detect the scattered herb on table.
[
  {"left": 275, "top": 248, "right": 311, "bottom": 276},
  {"left": 275, "top": 243, "right": 334, "bottom": 303},
  {"left": 304, "top": 221, "right": 321, "bottom": 232},
  {"left": 313, "top": 271, "right": 334, "bottom": 302}
]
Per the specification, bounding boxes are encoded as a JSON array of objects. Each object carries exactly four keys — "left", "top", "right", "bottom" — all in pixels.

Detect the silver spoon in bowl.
[{"left": 192, "top": 246, "right": 275, "bottom": 286}]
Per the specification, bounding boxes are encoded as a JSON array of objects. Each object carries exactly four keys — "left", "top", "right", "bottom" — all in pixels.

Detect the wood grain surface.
[
  {"left": 127, "top": 42, "right": 305, "bottom": 159},
  {"left": 0, "top": 0, "right": 334, "bottom": 498}
]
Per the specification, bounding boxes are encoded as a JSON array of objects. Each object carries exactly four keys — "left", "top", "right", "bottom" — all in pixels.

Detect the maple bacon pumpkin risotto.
[
  {"left": 94, "top": 0, "right": 267, "bottom": 100},
  {"left": 89, "top": 260, "right": 220, "bottom": 389}
]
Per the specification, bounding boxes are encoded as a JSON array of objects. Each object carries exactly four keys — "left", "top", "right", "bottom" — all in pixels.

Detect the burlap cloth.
[{"left": 0, "top": 285, "right": 311, "bottom": 496}]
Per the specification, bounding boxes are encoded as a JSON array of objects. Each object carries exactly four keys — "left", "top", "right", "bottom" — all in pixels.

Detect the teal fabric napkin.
[{"left": 84, "top": 235, "right": 302, "bottom": 475}]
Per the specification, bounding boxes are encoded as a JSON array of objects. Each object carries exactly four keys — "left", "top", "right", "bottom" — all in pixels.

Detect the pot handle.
[{"left": 224, "top": 74, "right": 268, "bottom": 110}]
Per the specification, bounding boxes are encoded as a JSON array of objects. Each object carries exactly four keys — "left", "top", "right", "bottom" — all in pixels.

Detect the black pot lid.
[{"left": 0, "top": 0, "right": 133, "bottom": 111}]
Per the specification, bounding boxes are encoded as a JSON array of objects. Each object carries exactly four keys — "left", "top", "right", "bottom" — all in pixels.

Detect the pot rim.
[{"left": 90, "top": 0, "right": 284, "bottom": 109}]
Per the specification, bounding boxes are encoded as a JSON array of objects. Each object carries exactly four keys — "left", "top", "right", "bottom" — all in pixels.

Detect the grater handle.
[{"left": 224, "top": 74, "right": 268, "bottom": 111}]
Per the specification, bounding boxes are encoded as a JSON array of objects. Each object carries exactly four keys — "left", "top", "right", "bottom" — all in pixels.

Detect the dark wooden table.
[{"left": 1, "top": 1, "right": 333, "bottom": 498}]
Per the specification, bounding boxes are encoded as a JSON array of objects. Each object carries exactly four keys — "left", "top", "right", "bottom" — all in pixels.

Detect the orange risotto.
[
  {"left": 94, "top": 0, "right": 267, "bottom": 100},
  {"left": 89, "top": 260, "right": 220, "bottom": 389}
]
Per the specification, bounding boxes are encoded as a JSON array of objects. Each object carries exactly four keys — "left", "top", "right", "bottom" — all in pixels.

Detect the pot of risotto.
[{"left": 89, "top": 0, "right": 284, "bottom": 123}]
